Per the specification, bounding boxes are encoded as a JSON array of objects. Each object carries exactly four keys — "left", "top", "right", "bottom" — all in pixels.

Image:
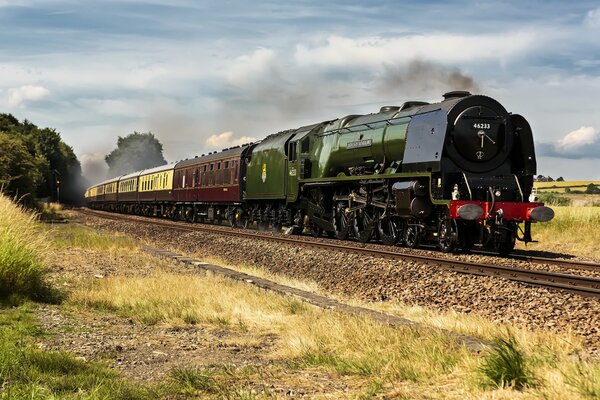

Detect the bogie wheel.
[
  {"left": 185, "top": 207, "right": 195, "bottom": 223},
  {"left": 438, "top": 218, "right": 457, "bottom": 253},
  {"left": 227, "top": 212, "right": 237, "bottom": 228},
  {"left": 333, "top": 202, "right": 350, "bottom": 240},
  {"left": 353, "top": 208, "right": 375, "bottom": 243},
  {"left": 378, "top": 216, "right": 401, "bottom": 246},
  {"left": 272, "top": 222, "right": 283, "bottom": 233},
  {"left": 190, "top": 207, "right": 199, "bottom": 223},
  {"left": 258, "top": 220, "right": 269, "bottom": 231},
  {"left": 404, "top": 224, "right": 422, "bottom": 248},
  {"left": 311, "top": 224, "right": 323, "bottom": 238}
]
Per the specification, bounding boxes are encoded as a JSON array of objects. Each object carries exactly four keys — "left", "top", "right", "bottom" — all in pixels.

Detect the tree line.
[
  {"left": 0, "top": 113, "right": 168, "bottom": 204},
  {"left": 0, "top": 114, "right": 83, "bottom": 204}
]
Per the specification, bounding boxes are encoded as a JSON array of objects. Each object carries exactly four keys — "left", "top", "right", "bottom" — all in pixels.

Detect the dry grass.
[
  {"left": 70, "top": 273, "right": 474, "bottom": 392},
  {"left": 69, "top": 270, "right": 600, "bottom": 399},
  {"left": 189, "top": 253, "right": 584, "bottom": 360},
  {"left": 517, "top": 206, "right": 600, "bottom": 259},
  {"left": 48, "top": 223, "right": 135, "bottom": 251}
]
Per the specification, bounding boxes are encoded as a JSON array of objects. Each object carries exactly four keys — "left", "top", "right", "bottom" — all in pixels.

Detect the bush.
[
  {"left": 0, "top": 193, "right": 55, "bottom": 302},
  {"left": 478, "top": 334, "right": 535, "bottom": 390},
  {"left": 537, "top": 193, "right": 571, "bottom": 206},
  {"left": 585, "top": 183, "right": 600, "bottom": 194}
]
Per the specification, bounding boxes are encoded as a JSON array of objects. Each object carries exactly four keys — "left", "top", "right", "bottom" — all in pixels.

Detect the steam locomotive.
[{"left": 85, "top": 91, "right": 554, "bottom": 254}]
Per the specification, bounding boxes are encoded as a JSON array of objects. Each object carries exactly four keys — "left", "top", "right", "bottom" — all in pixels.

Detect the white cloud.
[
  {"left": 557, "top": 126, "right": 598, "bottom": 149},
  {"left": 7, "top": 85, "right": 50, "bottom": 106},
  {"left": 537, "top": 126, "right": 600, "bottom": 160},
  {"left": 205, "top": 131, "right": 256, "bottom": 149},
  {"left": 584, "top": 7, "right": 600, "bottom": 28},
  {"left": 294, "top": 32, "right": 541, "bottom": 68},
  {"left": 227, "top": 47, "right": 276, "bottom": 87}
]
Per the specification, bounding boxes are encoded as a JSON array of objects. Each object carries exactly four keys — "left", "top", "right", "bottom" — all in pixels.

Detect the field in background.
[
  {"left": 517, "top": 206, "right": 600, "bottom": 259},
  {"left": 534, "top": 181, "right": 600, "bottom": 190},
  {"left": 533, "top": 180, "right": 600, "bottom": 206}
]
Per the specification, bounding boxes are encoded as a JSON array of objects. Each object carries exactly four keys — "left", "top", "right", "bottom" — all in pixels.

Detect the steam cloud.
[
  {"left": 80, "top": 152, "right": 109, "bottom": 183},
  {"left": 88, "top": 55, "right": 482, "bottom": 170}
]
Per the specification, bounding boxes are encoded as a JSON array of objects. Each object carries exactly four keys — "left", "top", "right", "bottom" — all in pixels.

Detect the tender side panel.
[{"left": 245, "top": 131, "right": 296, "bottom": 200}]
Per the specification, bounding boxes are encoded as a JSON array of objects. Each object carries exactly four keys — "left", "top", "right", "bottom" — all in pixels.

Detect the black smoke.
[{"left": 377, "top": 59, "right": 480, "bottom": 97}]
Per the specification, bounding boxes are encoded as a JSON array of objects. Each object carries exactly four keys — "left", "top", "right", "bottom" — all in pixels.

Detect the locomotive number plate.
[
  {"left": 473, "top": 123, "right": 491, "bottom": 129},
  {"left": 347, "top": 139, "right": 372, "bottom": 149}
]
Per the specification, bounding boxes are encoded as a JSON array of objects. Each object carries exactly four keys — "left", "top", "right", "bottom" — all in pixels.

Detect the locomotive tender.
[{"left": 85, "top": 91, "right": 554, "bottom": 254}]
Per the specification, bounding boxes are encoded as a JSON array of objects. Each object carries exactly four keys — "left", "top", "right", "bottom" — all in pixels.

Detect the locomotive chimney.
[{"left": 443, "top": 91, "right": 471, "bottom": 100}]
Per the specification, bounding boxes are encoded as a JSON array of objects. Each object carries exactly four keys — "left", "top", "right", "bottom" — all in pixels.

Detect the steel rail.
[
  {"left": 476, "top": 251, "right": 600, "bottom": 272},
  {"left": 79, "top": 208, "right": 600, "bottom": 299}
]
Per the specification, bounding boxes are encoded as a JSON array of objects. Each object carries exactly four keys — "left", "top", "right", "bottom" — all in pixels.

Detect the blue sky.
[{"left": 2, "top": 0, "right": 600, "bottom": 181}]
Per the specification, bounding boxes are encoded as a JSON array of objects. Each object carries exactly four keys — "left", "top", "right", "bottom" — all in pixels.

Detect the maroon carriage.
[{"left": 173, "top": 145, "right": 252, "bottom": 223}]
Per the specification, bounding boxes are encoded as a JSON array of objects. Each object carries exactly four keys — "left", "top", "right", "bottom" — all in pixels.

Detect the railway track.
[{"left": 78, "top": 208, "right": 600, "bottom": 299}]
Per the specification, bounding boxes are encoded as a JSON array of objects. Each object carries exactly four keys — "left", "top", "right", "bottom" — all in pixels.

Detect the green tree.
[
  {"left": 0, "top": 114, "right": 83, "bottom": 204},
  {"left": 556, "top": 177, "right": 564, "bottom": 182},
  {"left": 0, "top": 133, "right": 43, "bottom": 203},
  {"left": 105, "top": 132, "right": 167, "bottom": 177}
]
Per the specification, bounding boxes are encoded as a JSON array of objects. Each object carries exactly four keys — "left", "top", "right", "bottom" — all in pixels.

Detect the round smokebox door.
[{"left": 452, "top": 106, "right": 504, "bottom": 163}]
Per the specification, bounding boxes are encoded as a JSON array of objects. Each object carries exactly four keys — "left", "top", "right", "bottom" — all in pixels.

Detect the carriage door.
[{"left": 286, "top": 140, "right": 299, "bottom": 202}]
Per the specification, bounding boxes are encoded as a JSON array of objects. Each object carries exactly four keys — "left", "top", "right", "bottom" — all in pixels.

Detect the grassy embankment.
[
  {"left": 516, "top": 206, "right": 600, "bottom": 259},
  {"left": 2, "top": 194, "right": 600, "bottom": 398},
  {"left": 507, "top": 181, "right": 600, "bottom": 257},
  {"left": 0, "top": 196, "right": 157, "bottom": 398}
]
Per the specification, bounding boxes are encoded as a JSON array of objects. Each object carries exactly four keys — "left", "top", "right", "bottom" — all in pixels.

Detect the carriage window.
[
  {"left": 224, "top": 161, "right": 230, "bottom": 184},
  {"left": 234, "top": 160, "right": 238, "bottom": 183},
  {"left": 216, "top": 162, "right": 223, "bottom": 185}
]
